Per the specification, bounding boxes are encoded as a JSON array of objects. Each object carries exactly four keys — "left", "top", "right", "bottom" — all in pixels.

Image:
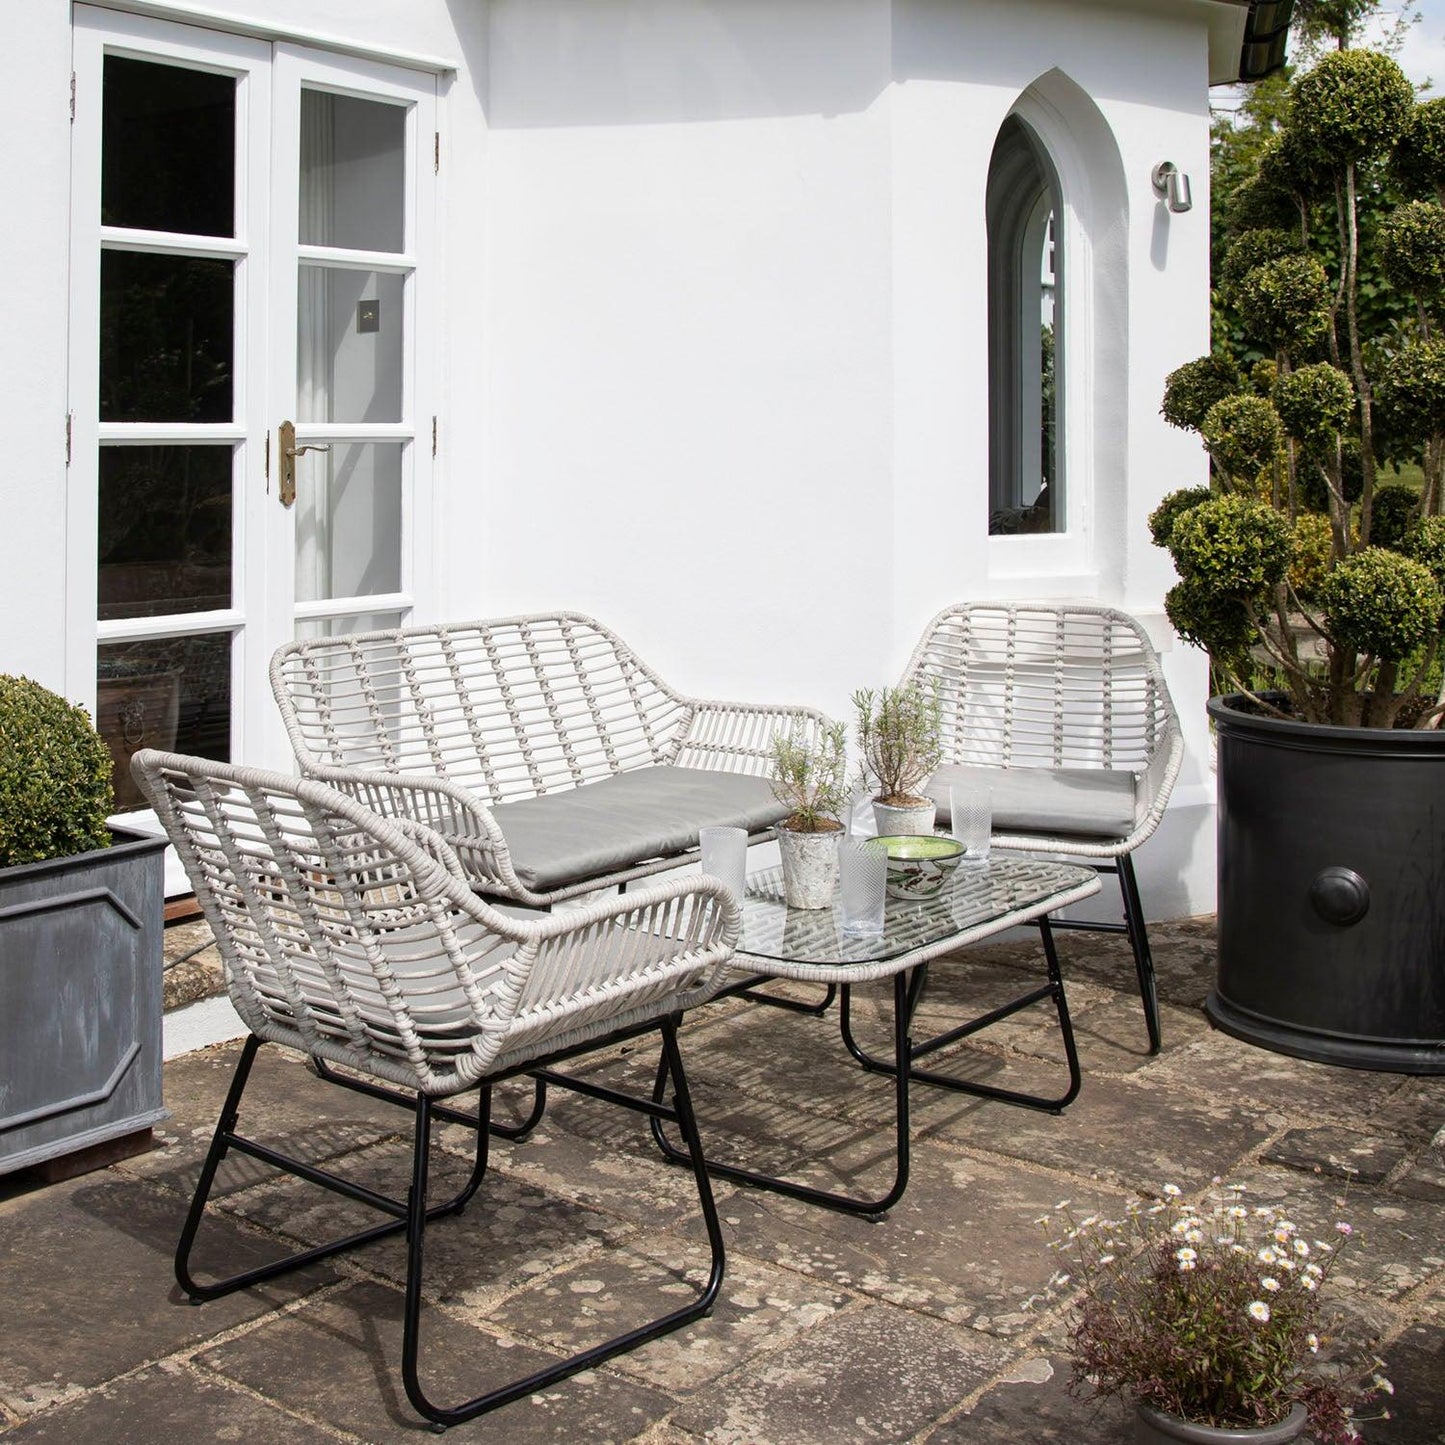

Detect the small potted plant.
[
  {"left": 769, "top": 720, "right": 849, "bottom": 909},
  {"left": 1041, "top": 1182, "right": 1391, "bottom": 1443},
  {"left": 0, "top": 675, "right": 167, "bottom": 1179},
  {"left": 853, "top": 683, "right": 942, "bottom": 836}
]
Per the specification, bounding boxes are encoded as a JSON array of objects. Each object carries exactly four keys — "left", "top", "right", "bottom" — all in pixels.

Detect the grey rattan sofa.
[
  {"left": 133, "top": 749, "right": 736, "bottom": 1428},
  {"left": 271, "top": 612, "right": 831, "bottom": 908},
  {"left": 899, "top": 601, "right": 1184, "bottom": 1053}
]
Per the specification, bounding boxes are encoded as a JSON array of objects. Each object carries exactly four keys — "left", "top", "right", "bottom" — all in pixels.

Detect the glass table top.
[{"left": 738, "top": 855, "right": 1097, "bottom": 968}]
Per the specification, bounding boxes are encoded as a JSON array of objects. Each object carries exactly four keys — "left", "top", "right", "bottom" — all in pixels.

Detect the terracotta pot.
[
  {"left": 776, "top": 825, "right": 841, "bottom": 910},
  {"left": 1134, "top": 1402, "right": 1308, "bottom": 1444}
]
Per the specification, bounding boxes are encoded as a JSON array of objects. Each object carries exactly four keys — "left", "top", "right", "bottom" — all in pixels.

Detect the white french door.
[{"left": 68, "top": 9, "right": 437, "bottom": 827}]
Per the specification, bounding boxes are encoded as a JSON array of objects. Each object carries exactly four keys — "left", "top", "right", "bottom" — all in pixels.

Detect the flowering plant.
[{"left": 1041, "top": 1183, "right": 1389, "bottom": 1441}]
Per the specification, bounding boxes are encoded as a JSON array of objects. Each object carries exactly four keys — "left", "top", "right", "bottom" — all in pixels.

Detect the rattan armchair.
[
  {"left": 899, "top": 602, "right": 1184, "bottom": 1053},
  {"left": 271, "top": 612, "right": 831, "bottom": 907},
  {"left": 133, "top": 749, "right": 736, "bottom": 1429}
]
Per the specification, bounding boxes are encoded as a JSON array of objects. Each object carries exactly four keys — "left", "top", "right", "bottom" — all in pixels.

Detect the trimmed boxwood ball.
[
  {"left": 1167, "top": 493, "right": 1294, "bottom": 598},
  {"left": 1374, "top": 339, "right": 1445, "bottom": 445},
  {"left": 1200, "top": 395, "right": 1285, "bottom": 480},
  {"left": 1370, "top": 483, "right": 1422, "bottom": 552},
  {"left": 1289, "top": 511, "right": 1336, "bottom": 597},
  {"left": 1148, "top": 486, "right": 1214, "bottom": 549},
  {"left": 1379, "top": 201, "right": 1445, "bottom": 301},
  {"left": 1219, "top": 229, "right": 1304, "bottom": 300},
  {"left": 1164, "top": 578, "right": 1259, "bottom": 658},
  {"left": 1391, "top": 96, "right": 1445, "bottom": 198},
  {"left": 1288, "top": 49, "right": 1415, "bottom": 168},
  {"left": 1404, "top": 516, "right": 1445, "bottom": 593},
  {"left": 0, "top": 675, "right": 114, "bottom": 869},
  {"left": 1320, "top": 548, "right": 1445, "bottom": 659},
  {"left": 1273, "top": 363, "right": 1355, "bottom": 452},
  {"left": 1236, "top": 254, "right": 1332, "bottom": 352},
  {"left": 1161, "top": 354, "right": 1242, "bottom": 432}
]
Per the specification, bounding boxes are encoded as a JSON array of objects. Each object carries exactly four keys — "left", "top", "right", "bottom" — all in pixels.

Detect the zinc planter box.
[{"left": 0, "top": 826, "right": 168, "bottom": 1178}]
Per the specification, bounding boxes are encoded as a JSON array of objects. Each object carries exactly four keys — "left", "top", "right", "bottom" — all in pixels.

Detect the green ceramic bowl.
[{"left": 875, "top": 834, "right": 965, "bottom": 900}]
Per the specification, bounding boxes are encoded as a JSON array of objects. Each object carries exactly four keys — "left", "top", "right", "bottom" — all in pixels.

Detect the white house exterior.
[{"left": 1, "top": 0, "right": 1285, "bottom": 925}]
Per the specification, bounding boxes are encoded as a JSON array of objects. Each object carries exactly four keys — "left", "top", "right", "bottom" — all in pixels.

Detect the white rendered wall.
[{"left": 0, "top": 0, "right": 1217, "bottom": 921}]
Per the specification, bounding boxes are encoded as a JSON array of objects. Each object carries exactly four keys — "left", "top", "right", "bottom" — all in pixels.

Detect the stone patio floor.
[{"left": 2, "top": 917, "right": 1443, "bottom": 1442}]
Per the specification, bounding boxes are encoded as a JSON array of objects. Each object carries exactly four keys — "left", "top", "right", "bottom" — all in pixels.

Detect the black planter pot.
[{"left": 1206, "top": 695, "right": 1445, "bottom": 1074}]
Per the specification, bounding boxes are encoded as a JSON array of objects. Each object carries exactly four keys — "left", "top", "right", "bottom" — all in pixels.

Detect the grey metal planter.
[
  {"left": 1206, "top": 695, "right": 1445, "bottom": 1074},
  {"left": 0, "top": 826, "right": 168, "bottom": 1176}
]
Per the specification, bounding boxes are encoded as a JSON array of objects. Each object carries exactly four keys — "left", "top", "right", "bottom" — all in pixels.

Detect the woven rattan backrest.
[
  {"left": 133, "top": 752, "right": 516, "bottom": 1089},
  {"left": 271, "top": 614, "right": 689, "bottom": 804},
  {"left": 900, "top": 602, "right": 1175, "bottom": 772}
]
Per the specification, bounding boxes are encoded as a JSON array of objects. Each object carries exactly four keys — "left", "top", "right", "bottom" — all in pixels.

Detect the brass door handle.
[{"left": 277, "top": 420, "right": 331, "bottom": 508}]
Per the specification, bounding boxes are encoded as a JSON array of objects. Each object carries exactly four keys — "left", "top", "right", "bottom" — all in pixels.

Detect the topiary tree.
[
  {"left": 1157, "top": 46, "right": 1445, "bottom": 728},
  {"left": 0, "top": 676, "right": 115, "bottom": 869}
]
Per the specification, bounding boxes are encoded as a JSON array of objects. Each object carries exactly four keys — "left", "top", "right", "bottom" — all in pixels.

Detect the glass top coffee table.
[{"left": 652, "top": 855, "right": 1100, "bottom": 1218}]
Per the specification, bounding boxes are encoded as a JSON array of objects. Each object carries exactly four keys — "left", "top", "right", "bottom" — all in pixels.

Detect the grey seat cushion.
[
  {"left": 927, "top": 763, "right": 1138, "bottom": 840},
  {"left": 492, "top": 766, "right": 789, "bottom": 893}
]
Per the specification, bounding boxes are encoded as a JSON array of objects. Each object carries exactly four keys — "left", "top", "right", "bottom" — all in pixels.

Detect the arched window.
[{"left": 987, "top": 116, "right": 1062, "bottom": 536}]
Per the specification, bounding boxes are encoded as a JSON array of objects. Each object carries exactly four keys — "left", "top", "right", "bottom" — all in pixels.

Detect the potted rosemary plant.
[
  {"left": 853, "top": 683, "right": 943, "bottom": 836},
  {"left": 1153, "top": 52, "right": 1445, "bottom": 1071},
  {"left": 0, "top": 675, "right": 167, "bottom": 1179},
  {"left": 769, "top": 720, "right": 849, "bottom": 909},
  {"left": 1043, "top": 1183, "right": 1390, "bottom": 1443}
]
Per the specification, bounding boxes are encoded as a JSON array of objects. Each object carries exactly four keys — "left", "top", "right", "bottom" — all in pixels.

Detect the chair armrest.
[
  {"left": 1134, "top": 710, "right": 1185, "bottom": 838},
  {"left": 672, "top": 700, "right": 838, "bottom": 776},
  {"left": 307, "top": 765, "right": 531, "bottom": 900}
]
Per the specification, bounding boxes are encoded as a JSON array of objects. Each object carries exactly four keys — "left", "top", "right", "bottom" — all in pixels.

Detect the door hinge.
[
  {"left": 64, "top": 412, "right": 72, "bottom": 465},
  {"left": 432, "top": 415, "right": 438, "bottom": 457},
  {"left": 69, "top": 72, "right": 76, "bottom": 123},
  {"left": 434, "top": 131, "right": 440, "bottom": 174}
]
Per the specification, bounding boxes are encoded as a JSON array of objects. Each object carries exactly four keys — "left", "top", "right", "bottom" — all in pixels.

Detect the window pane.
[
  {"left": 98, "top": 446, "right": 233, "bottom": 621},
  {"left": 297, "top": 268, "right": 404, "bottom": 424},
  {"left": 300, "top": 90, "right": 406, "bottom": 253},
  {"left": 294, "top": 442, "right": 403, "bottom": 604},
  {"left": 97, "top": 633, "right": 231, "bottom": 811},
  {"left": 100, "top": 251, "right": 234, "bottom": 422},
  {"left": 103, "top": 56, "right": 235, "bottom": 237},
  {"left": 296, "top": 611, "right": 406, "bottom": 642}
]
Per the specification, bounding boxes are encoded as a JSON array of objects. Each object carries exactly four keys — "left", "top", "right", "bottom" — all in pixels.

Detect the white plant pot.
[
  {"left": 776, "top": 826, "right": 842, "bottom": 910},
  {"left": 871, "top": 799, "right": 937, "bottom": 837}
]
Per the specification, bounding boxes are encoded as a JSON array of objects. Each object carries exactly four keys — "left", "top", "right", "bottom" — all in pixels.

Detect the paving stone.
[
  {"left": 1362, "top": 1311, "right": 1445, "bottom": 1444},
  {"left": 0, "top": 1363, "right": 331, "bottom": 1442},
  {"left": 486, "top": 1233, "right": 850, "bottom": 1396},
  {"left": 1263, "top": 1126, "right": 1412, "bottom": 1185},
  {"left": 1362, "top": 1081, "right": 1445, "bottom": 1147},
  {"left": 671, "top": 1303, "right": 1008, "bottom": 1444},
  {"left": 703, "top": 1148, "right": 1124, "bottom": 1337},
  {"left": 197, "top": 1278, "right": 676, "bottom": 1442},
  {"left": 926, "top": 1070, "right": 1276, "bottom": 1194},
  {"left": 931, "top": 1353, "right": 1129, "bottom": 1442},
  {"left": 1391, "top": 1156, "right": 1445, "bottom": 1204},
  {"left": 1010, "top": 989, "right": 1211, "bottom": 1076},
  {"left": 0, "top": 1174, "right": 331, "bottom": 1418}
]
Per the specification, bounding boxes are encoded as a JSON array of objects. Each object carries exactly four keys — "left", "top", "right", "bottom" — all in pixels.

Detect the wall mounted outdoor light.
[{"left": 1152, "top": 161, "right": 1193, "bottom": 213}]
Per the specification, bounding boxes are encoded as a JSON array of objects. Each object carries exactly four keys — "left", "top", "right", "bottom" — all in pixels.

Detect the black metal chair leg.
[
  {"left": 651, "top": 973, "right": 913, "bottom": 1218},
  {"left": 401, "top": 1018, "right": 726, "bottom": 1428},
  {"left": 1118, "top": 853, "right": 1162, "bottom": 1055}
]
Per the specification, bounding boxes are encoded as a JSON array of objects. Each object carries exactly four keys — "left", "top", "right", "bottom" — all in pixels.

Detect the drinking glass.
[
  {"left": 699, "top": 825, "right": 748, "bottom": 902},
  {"left": 949, "top": 784, "right": 993, "bottom": 867},
  {"left": 839, "top": 836, "right": 888, "bottom": 936}
]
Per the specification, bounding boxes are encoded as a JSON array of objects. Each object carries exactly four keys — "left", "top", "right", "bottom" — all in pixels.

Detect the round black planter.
[{"left": 1206, "top": 695, "right": 1445, "bottom": 1074}]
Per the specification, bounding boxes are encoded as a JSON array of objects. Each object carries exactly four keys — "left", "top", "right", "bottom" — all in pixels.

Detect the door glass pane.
[
  {"left": 296, "top": 267, "right": 404, "bottom": 423},
  {"left": 299, "top": 90, "right": 406, "bottom": 253},
  {"left": 294, "top": 442, "right": 403, "bottom": 603},
  {"left": 97, "top": 633, "right": 231, "bottom": 811},
  {"left": 296, "top": 610, "right": 405, "bottom": 642},
  {"left": 98, "top": 446, "right": 232, "bottom": 621},
  {"left": 103, "top": 56, "right": 235, "bottom": 237},
  {"left": 100, "top": 251, "right": 234, "bottom": 422}
]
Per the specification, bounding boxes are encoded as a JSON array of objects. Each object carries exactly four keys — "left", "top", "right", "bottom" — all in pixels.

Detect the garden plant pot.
[
  {"left": 1135, "top": 1402, "right": 1308, "bottom": 1443},
  {"left": 1206, "top": 694, "right": 1445, "bottom": 1074},
  {"left": 776, "top": 825, "right": 842, "bottom": 910},
  {"left": 0, "top": 826, "right": 168, "bottom": 1177},
  {"left": 871, "top": 799, "right": 937, "bottom": 837}
]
